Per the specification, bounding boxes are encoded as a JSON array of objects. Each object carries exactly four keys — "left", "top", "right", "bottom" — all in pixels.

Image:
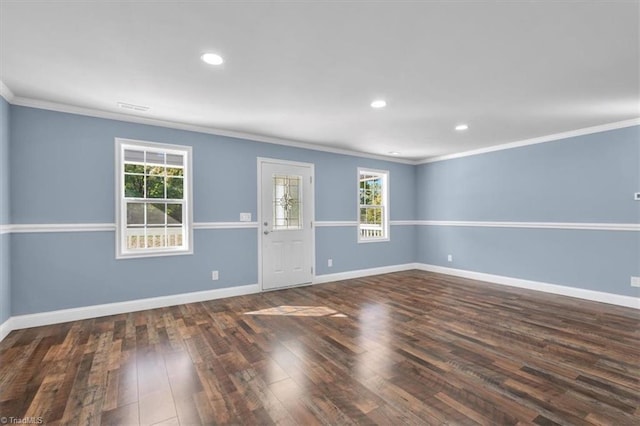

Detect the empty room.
[{"left": 0, "top": 1, "right": 638, "bottom": 425}]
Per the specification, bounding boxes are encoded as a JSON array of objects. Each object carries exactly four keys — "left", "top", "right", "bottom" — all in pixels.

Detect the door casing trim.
[{"left": 257, "top": 157, "right": 316, "bottom": 291}]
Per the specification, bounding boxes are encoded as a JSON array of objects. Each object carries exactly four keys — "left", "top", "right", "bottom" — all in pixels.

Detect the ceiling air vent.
[{"left": 117, "top": 102, "right": 150, "bottom": 112}]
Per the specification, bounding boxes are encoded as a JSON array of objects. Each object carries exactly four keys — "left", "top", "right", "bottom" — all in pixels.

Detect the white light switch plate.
[
  {"left": 631, "top": 276, "right": 640, "bottom": 287},
  {"left": 240, "top": 212, "right": 251, "bottom": 222}
]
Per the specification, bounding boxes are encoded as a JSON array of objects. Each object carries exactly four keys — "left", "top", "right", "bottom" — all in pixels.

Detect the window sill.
[
  {"left": 357, "top": 237, "right": 390, "bottom": 244},
  {"left": 116, "top": 248, "right": 193, "bottom": 260}
]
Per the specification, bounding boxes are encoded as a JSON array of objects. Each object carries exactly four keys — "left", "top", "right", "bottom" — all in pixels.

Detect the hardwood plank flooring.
[{"left": 1, "top": 270, "right": 638, "bottom": 425}]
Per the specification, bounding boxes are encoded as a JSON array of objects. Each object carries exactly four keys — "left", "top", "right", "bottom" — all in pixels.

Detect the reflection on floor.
[
  {"left": 245, "top": 305, "right": 347, "bottom": 318},
  {"left": 0, "top": 270, "right": 638, "bottom": 425}
]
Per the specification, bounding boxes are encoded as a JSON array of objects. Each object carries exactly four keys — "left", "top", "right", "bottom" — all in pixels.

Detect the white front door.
[{"left": 259, "top": 159, "right": 314, "bottom": 291}]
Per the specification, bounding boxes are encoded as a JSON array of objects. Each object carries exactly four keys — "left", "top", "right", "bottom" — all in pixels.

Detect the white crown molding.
[
  {"left": 7, "top": 283, "right": 261, "bottom": 333},
  {"left": 419, "top": 118, "right": 640, "bottom": 164},
  {"left": 10, "top": 96, "right": 416, "bottom": 165},
  {"left": 416, "top": 263, "right": 639, "bottom": 309},
  {"left": 0, "top": 80, "right": 14, "bottom": 103},
  {"left": 3, "top": 82, "right": 638, "bottom": 166},
  {"left": 412, "top": 220, "right": 640, "bottom": 232}
]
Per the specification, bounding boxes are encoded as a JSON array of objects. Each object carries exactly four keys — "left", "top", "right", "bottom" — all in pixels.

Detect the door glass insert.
[{"left": 273, "top": 175, "right": 302, "bottom": 230}]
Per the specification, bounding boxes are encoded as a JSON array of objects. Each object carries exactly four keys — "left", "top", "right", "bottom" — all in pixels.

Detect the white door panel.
[
  {"left": 271, "top": 241, "right": 284, "bottom": 274},
  {"left": 291, "top": 240, "right": 303, "bottom": 272},
  {"left": 260, "top": 160, "right": 314, "bottom": 290}
]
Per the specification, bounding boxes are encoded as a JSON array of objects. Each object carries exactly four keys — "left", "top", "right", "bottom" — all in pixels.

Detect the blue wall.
[
  {"left": 3, "top": 102, "right": 638, "bottom": 318},
  {"left": 416, "top": 126, "right": 640, "bottom": 297},
  {"left": 0, "top": 98, "right": 10, "bottom": 324},
  {"left": 9, "top": 106, "right": 417, "bottom": 315}
]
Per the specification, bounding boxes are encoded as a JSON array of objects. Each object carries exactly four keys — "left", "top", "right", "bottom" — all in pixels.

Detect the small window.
[
  {"left": 115, "top": 138, "right": 192, "bottom": 259},
  {"left": 358, "top": 168, "right": 389, "bottom": 242},
  {"left": 273, "top": 174, "right": 302, "bottom": 230}
]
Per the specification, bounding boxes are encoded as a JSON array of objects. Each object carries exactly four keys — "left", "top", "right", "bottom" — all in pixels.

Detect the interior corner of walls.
[
  {"left": 0, "top": 81, "right": 15, "bottom": 104},
  {"left": 0, "top": 317, "right": 12, "bottom": 342},
  {"left": 419, "top": 119, "right": 640, "bottom": 164},
  {"left": 313, "top": 263, "right": 418, "bottom": 284},
  {"left": 415, "top": 263, "right": 640, "bottom": 310}
]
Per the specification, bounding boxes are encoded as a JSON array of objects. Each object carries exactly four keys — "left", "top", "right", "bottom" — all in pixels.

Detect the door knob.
[{"left": 263, "top": 230, "right": 270, "bottom": 235}]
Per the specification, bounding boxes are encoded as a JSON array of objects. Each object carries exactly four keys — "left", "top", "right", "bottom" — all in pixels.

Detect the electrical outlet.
[
  {"left": 447, "top": 254, "right": 453, "bottom": 262},
  {"left": 211, "top": 270, "right": 219, "bottom": 281},
  {"left": 240, "top": 212, "right": 252, "bottom": 222},
  {"left": 631, "top": 276, "right": 640, "bottom": 287},
  {"left": 328, "top": 258, "right": 333, "bottom": 267},
  {"left": 634, "top": 193, "right": 640, "bottom": 201}
]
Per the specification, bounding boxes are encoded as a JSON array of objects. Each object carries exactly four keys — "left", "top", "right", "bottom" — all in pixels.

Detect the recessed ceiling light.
[
  {"left": 388, "top": 151, "right": 400, "bottom": 155},
  {"left": 201, "top": 53, "right": 224, "bottom": 65},
  {"left": 455, "top": 124, "right": 469, "bottom": 131},
  {"left": 371, "top": 100, "right": 387, "bottom": 109}
]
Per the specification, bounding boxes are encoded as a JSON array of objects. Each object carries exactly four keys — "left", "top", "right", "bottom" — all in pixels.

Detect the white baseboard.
[
  {"left": 416, "top": 263, "right": 640, "bottom": 309},
  {"left": 0, "top": 317, "right": 13, "bottom": 342},
  {"left": 313, "top": 263, "right": 419, "bottom": 285},
  {"left": 5, "top": 284, "right": 261, "bottom": 336},
  {"left": 2, "top": 265, "right": 413, "bottom": 340},
  {"left": 2, "top": 263, "right": 638, "bottom": 343}
]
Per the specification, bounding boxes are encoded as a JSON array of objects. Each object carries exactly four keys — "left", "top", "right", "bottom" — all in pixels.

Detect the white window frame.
[
  {"left": 357, "top": 167, "right": 390, "bottom": 243},
  {"left": 115, "top": 138, "right": 193, "bottom": 259}
]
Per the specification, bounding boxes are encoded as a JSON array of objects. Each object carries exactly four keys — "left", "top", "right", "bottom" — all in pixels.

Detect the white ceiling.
[{"left": 1, "top": 1, "right": 638, "bottom": 161}]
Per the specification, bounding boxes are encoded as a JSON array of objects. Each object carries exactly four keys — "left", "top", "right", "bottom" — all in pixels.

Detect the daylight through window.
[
  {"left": 116, "top": 139, "right": 192, "bottom": 258},
  {"left": 358, "top": 168, "right": 389, "bottom": 242}
]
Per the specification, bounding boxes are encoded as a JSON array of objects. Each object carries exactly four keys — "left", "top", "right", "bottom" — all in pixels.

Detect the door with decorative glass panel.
[{"left": 259, "top": 159, "right": 314, "bottom": 291}]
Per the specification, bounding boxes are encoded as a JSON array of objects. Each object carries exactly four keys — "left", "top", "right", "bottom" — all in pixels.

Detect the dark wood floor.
[{"left": 1, "top": 270, "right": 638, "bottom": 425}]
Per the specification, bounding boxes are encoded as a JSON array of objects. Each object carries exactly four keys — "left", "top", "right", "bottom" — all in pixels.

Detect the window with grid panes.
[
  {"left": 115, "top": 138, "right": 192, "bottom": 258},
  {"left": 358, "top": 168, "right": 389, "bottom": 242}
]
